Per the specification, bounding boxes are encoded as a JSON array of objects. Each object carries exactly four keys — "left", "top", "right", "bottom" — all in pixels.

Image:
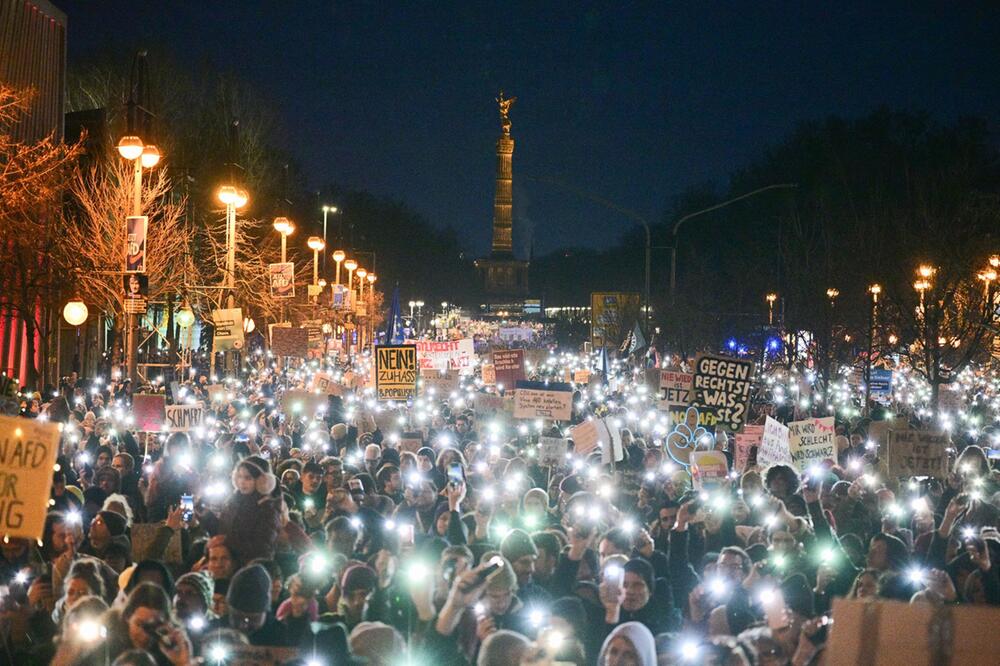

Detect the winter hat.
[
  {"left": 233, "top": 455, "right": 277, "bottom": 495},
  {"left": 340, "top": 564, "right": 378, "bottom": 596},
  {"left": 500, "top": 529, "right": 538, "bottom": 563},
  {"left": 331, "top": 423, "right": 349, "bottom": 441},
  {"left": 226, "top": 564, "right": 272, "bottom": 614},
  {"left": 381, "top": 448, "right": 401, "bottom": 467},
  {"left": 349, "top": 622, "right": 406, "bottom": 665},
  {"left": 551, "top": 596, "right": 586, "bottom": 632},
  {"left": 559, "top": 474, "right": 585, "bottom": 495},
  {"left": 98, "top": 510, "right": 128, "bottom": 537},
  {"left": 781, "top": 573, "right": 815, "bottom": 618},
  {"left": 94, "top": 466, "right": 121, "bottom": 492},
  {"left": 623, "top": 558, "right": 655, "bottom": 594},
  {"left": 176, "top": 571, "right": 215, "bottom": 611},
  {"left": 417, "top": 447, "right": 436, "bottom": 464}
]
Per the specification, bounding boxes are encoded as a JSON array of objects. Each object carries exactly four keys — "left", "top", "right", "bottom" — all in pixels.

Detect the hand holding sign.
[{"left": 0, "top": 416, "right": 60, "bottom": 541}]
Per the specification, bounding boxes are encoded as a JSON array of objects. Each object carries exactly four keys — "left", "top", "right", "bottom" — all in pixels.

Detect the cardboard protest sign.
[
  {"left": 165, "top": 404, "right": 204, "bottom": 432},
  {"left": 887, "top": 430, "right": 948, "bottom": 478},
  {"left": 398, "top": 432, "right": 423, "bottom": 453},
  {"left": 0, "top": 415, "right": 60, "bottom": 541},
  {"left": 271, "top": 327, "right": 309, "bottom": 358},
  {"left": 569, "top": 418, "right": 621, "bottom": 461},
  {"left": 205, "top": 384, "right": 227, "bottom": 403},
  {"left": 600, "top": 419, "right": 624, "bottom": 465},
  {"left": 659, "top": 369, "right": 693, "bottom": 403},
  {"left": 757, "top": 416, "right": 792, "bottom": 467},
  {"left": 690, "top": 450, "right": 730, "bottom": 491},
  {"left": 420, "top": 368, "right": 461, "bottom": 396},
  {"left": 660, "top": 400, "right": 720, "bottom": 428},
  {"left": 132, "top": 394, "right": 166, "bottom": 432},
  {"left": 788, "top": 417, "right": 836, "bottom": 471},
  {"left": 473, "top": 393, "right": 505, "bottom": 420},
  {"left": 309, "top": 372, "right": 343, "bottom": 395},
  {"left": 570, "top": 420, "right": 601, "bottom": 456},
  {"left": 538, "top": 437, "right": 568, "bottom": 466},
  {"left": 280, "top": 390, "right": 328, "bottom": 418},
  {"left": 690, "top": 354, "right": 754, "bottom": 432},
  {"left": 513, "top": 381, "right": 573, "bottom": 421},
  {"left": 481, "top": 363, "right": 496, "bottom": 385},
  {"left": 211, "top": 308, "right": 244, "bottom": 351},
  {"left": 492, "top": 349, "right": 526, "bottom": 388},
  {"left": 409, "top": 339, "right": 476, "bottom": 373},
  {"left": 734, "top": 424, "right": 764, "bottom": 473},
  {"left": 572, "top": 369, "right": 592, "bottom": 384},
  {"left": 375, "top": 345, "right": 418, "bottom": 402}
]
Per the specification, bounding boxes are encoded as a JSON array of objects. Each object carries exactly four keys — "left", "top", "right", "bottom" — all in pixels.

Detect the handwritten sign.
[
  {"left": 538, "top": 437, "right": 568, "bottom": 466},
  {"left": 887, "top": 430, "right": 948, "bottom": 478},
  {"left": 690, "top": 450, "right": 730, "bottom": 491},
  {"left": 309, "top": 372, "right": 343, "bottom": 395},
  {"left": 271, "top": 327, "right": 309, "bottom": 358},
  {"left": 473, "top": 393, "right": 505, "bottom": 420},
  {"left": 513, "top": 381, "right": 573, "bottom": 421},
  {"left": 757, "top": 416, "right": 792, "bottom": 468},
  {"left": 659, "top": 370, "right": 693, "bottom": 403},
  {"left": 408, "top": 339, "right": 476, "bottom": 373},
  {"left": 734, "top": 425, "right": 764, "bottom": 473},
  {"left": 0, "top": 415, "right": 60, "bottom": 540},
  {"left": 788, "top": 417, "right": 836, "bottom": 471},
  {"left": 570, "top": 420, "right": 601, "bottom": 456},
  {"left": 481, "top": 363, "right": 496, "bottom": 385},
  {"left": 493, "top": 349, "right": 526, "bottom": 388},
  {"left": 132, "top": 394, "right": 166, "bottom": 432},
  {"left": 690, "top": 354, "right": 754, "bottom": 432},
  {"left": 420, "top": 368, "right": 461, "bottom": 396},
  {"left": 280, "top": 391, "right": 328, "bottom": 419},
  {"left": 165, "top": 405, "right": 204, "bottom": 433},
  {"left": 375, "top": 345, "right": 418, "bottom": 402}
]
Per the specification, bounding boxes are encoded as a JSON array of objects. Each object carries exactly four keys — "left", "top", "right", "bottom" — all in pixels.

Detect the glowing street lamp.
[
  {"left": 63, "top": 298, "right": 89, "bottom": 327},
  {"left": 344, "top": 258, "right": 358, "bottom": 295},
  {"left": 218, "top": 186, "right": 249, "bottom": 297},
  {"left": 864, "top": 283, "right": 882, "bottom": 416},
  {"left": 175, "top": 305, "right": 195, "bottom": 329},
  {"left": 307, "top": 236, "right": 326, "bottom": 288},
  {"left": 356, "top": 268, "right": 368, "bottom": 300},
  {"left": 765, "top": 293, "right": 778, "bottom": 326},
  {"left": 826, "top": 288, "right": 839, "bottom": 304},
  {"left": 321, "top": 205, "right": 338, "bottom": 272},
  {"left": 273, "top": 217, "right": 295, "bottom": 263},
  {"left": 332, "top": 250, "right": 346, "bottom": 286}
]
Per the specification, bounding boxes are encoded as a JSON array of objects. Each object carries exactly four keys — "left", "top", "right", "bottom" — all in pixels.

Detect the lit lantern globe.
[
  {"left": 63, "top": 299, "right": 89, "bottom": 326},
  {"left": 176, "top": 307, "right": 195, "bottom": 329}
]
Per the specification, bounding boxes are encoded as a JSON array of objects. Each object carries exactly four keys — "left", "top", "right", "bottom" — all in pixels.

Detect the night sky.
[{"left": 62, "top": 2, "right": 1000, "bottom": 257}]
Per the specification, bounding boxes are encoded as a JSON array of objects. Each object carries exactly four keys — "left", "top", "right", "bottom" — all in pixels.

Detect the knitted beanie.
[
  {"left": 176, "top": 571, "right": 215, "bottom": 612},
  {"left": 98, "top": 510, "right": 128, "bottom": 537},
  {"left": 340, "top": 564, "right": 378, "bottom": 596},
  {"left": 500, "top": 529, "right": 538, "bottom": 563},
  {"left": 227, "top": 564, "right": 272, "bottom": 614},
  {"left": 623, "top": 557, "right": 655, "bottom": 594}
]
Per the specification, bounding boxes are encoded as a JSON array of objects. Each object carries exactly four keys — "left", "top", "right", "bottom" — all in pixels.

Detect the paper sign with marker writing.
[
  {"left": 734, "top": 425, "right": 764, "bottom": 473},
  {"left": 690, "top": 354, "right": 754, "bottom": 432},
  {"left": 133, "top": 394, "right": 166, "bottom": 432},
  {"left": 690, "top": 450, "right": 730, "bottom": 491},
  {"left": 538, "top": 437, "right": 568, "bottom": 466},
  {"left": 659, "top": 370, "right": 693, "bottom": 403},
  {"left": 165, "top": 405, "right": 204, "bottom": 433},
  {"left": 0, "top": 416, "right": 60, "bottom": 540},
  {"left": 513, "top": 381, "right": 573, "bottom": 421},
  {"left": 788, "top": 417, "right": 836, "bottom": 471},
  {"left": 758, "top": 416, "right": 792, "bottom": 467},
  {"left": 887, "top": 430, "right": 948, "bottom": 478}
]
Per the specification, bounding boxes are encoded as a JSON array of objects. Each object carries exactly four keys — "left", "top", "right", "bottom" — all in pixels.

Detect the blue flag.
[{"left": 385, "top": 285, "right": 405, "bottom": 344}]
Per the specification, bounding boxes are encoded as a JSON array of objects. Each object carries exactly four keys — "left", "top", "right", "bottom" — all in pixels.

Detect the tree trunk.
[{"left": 22, "top": 314, "right": 38, "bottom": 389}]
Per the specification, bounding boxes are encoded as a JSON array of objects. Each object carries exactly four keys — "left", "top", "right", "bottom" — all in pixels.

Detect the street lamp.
[
  {"left": 409, "top": 300, "right": 416, "bottom": 317},
  {"left": 356, "top": 268, "right": 368, "bottom": 301},
  {"left": 765, "top": 293, "right": 778, "bottom": 326},
  {"left": 218, "top": 186, "right": 249, "bottom": 303},
  {"left": 332, "top": 250, "right": 346, "bottom": 286},
  {"left": 307, "top": 236, "right": 326, "bottom": 288},
  {"left": 63, "top": 298, "right": 89, "bottom": 327},
  {"left": 273, "top": 217, "right": 295, "bottom": 263},
  {"left": 344, "top": 258, "right": 358, "bottom": 298},
  {"left": 175, "top": 305, "right": 195, "bottom": 329},
  {"left": 321, "top": 205, "right": 338, "bottom": 273},
  {"left": 864, "top": 283, "right": 882, "bottom": 416},
  {"left": 826, "top": 288, "right": 839, "bottom": 304}
]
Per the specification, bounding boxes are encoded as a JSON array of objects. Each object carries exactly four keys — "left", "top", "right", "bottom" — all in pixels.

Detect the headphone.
[{"left": 231, "top": 458, "right": 277, "bottom": 496}]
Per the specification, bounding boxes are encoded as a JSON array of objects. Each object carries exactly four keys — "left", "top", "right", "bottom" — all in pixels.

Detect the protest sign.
[
  {"left": 309, "top": 372, "right": 343, "bottom": 395},
  {"left": 734, "top": 424, "right": 764, "bottom": 473},
  {"left": 492, "top": 349, "right": 526, "bottom": 388},
  {"left": 420, "top": 368, "right": 461, "bottom": 396},
  {"left": 869, "top": 368, "right": 893, "bottom": 399},
  {"left": 165, "top": 404, "right": 204, "bottom": 432},
  {"left": 268, "top": 262, "right": 295, "bottom": 298},
  {"left": 513, "top": 381, "right": 573, "bottom": 421},
  {"left": 473, "top": 393, "right": 505, "bottom": 420},
  {"left": 398, "top": 432, "right": 423, "bottom": 453},
  {"left": 690, "top": 450, "right": 730, "bottom": 491},
  {"left": 757, "top": 416, "right": 792, "bottom": 467},
  {"left": 887, "top": 430, "right": 948, "bottom": 478},
  {"left": 481, "top": 363, "right": 496, "bottom": 385},
  {"left": 123, "top": 273, "right": 148, "bottom": 314},
  {"left": 570, "top": 420, "right": 601, "bottom": 456},
  {"left": 125, "top": 215, "right": 147, "bottom": 273},
  {"left": 659, "top": 369, "right": 693, "bottom": 403},
  {"left": 228, "top": 645, "right": 299, "bottom": 666},
  {"left": 131, "top": 522, "right": 181, "bottom": 563},
  {"left": 133, "top": 394, "right": 166, "bottom": 432},
  {"left": 375, "top": 344, "right": 418, "bottom": 402},
  {"left": 408, "top": 339, "right": 476, "bottom": 373},
  {"left": 205, "top": 384, "right": 227, "bottom": 403},
  {"left": 211, "top": 308, "right": 244, "bottom": 351},
  {"left": 0, "top": 415, "right": 60, "bottom": 541},
  {"left": 499, "top": 326, "right": 534, "bottom": 342},
  {"left": 788, "top": 416, "right": 836, "bottom": 471},
  {"left": 271, "top": 327, "right": 309, "bottom": 358},
  {"left": 572, "top": 369, "right": 592, "bottom": 384},
  {"left": 538, "top": 437, "right": 568, "bottom": 466},
  {"left": 690, "top": 354, "right": 754, "bottom": 431},
  {"left": 659, "top": 400, "right": 719, "bottom": 427},
  {"left": 280, "top": 390, "right": 328, "bottom": 418},
  {"left": 569, "top": 418, "right": 621, "bottom": 461}
]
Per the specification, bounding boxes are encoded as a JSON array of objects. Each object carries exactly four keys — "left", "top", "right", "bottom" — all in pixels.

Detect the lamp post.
[
  {"left": 307, "top": 236, "right": 325, "bottom": 291},
  {"left": 273, "top": 217, "right": 295, "bottom": 263},
  {"left": 63, "top": 297, "right": 89, "bottom": 376},
  {"left": 409, "top": 300, "right": 416, "bottom": 318},
  {"left": 864, "top": 283, "right": 882, "bottom": 416},
  {"left": 344, "top": 259, "right": 358, "bottom": 300},
  {"left": 321, "top": 205, "right": 338, "bottom": 273},
  {"left": 765, "top": 293, "right": 778, "bottom": 326},
  {"left": 333, "top": 250, "right": 346, "bottom": 286},
  {"left": 218, "top": 186, "right": 249, "bottom": 303},
  {"left": 117, "top": 136, "right": 161, "bottom": 386},
  {"left": 825, "top": 288, "right": 839, "bottom": 380},
  {"left": 356, "top": 268, "right": 367, "bottom": 301}
]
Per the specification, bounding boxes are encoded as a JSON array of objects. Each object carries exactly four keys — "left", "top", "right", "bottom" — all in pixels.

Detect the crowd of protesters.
[{"left": 0, "top": 347, "right": 998, "bottom": 666}]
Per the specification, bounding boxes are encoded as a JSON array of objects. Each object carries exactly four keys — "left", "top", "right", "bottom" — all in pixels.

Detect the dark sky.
[{"left": 62, "top": 1, "right": 1000, "bottom": 257}]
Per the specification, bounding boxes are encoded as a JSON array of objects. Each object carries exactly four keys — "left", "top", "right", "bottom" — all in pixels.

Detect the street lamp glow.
[
  {"left": 117, "top": 135, "right": 143, "bottom": 160},
  {"left": 356, "top": 267, "right": 367, "bottom": 281},
  {"left": 766, "top": 293, "right": 777, "bottom": 304},
  {"left": 176, "top": 306, "right": 195, "bottom": 329},
  {"left": 140, "top": 144, "right": 160, "bottom": 168},
  {"left": 273, "top": 217, "right": 294, "bottom": 235},
  {"left": 63, "top": 299, "right": 89, "bottom": 326},
  {"left": 869, "top": 283, "right": 882, "bottom": 301},
  {"left": 218, "top": 186, "right": 238, "bottom": 205},
  {"left": 233, "top": 188, "right": 248, "bottom": 208},
  {"left": 367, "top": 273, "right": 376, "bottom": 285},
  {"left": 307, "top": 236, "right": 326, "bottom": 251},
  {"left": 826, "top": 288, "right": 839, "bottom": 300},
  {"left": 917, "top": 264, "right": 936, "bottom": 279},
  {"left": 990, "top": 255, "right": 1000, "bottom": 269},
  {"left": 333, "top": 250, "right": 346, "bottom": 263},
  {"left": 344, "top": 259, "right": 357, "bottom": 272}
]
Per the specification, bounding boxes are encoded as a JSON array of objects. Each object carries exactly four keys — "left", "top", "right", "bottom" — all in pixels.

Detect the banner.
[
  {"left": 164, "top": 404, "right": 204, "bottom": 432},
  {"left": 734, "top": 424, "right": 764, "bottom": 473},
  {"left": 757, "top": 416, "right": 792, "bottom": 467},
  {"left": 788, "top": 417, "right": 836, "bottom": 471},
  {"left": 690, "top": 450, "right": 730, "bottom": 491},
  {"left": 513, "top": 380, "right": 573, "bottom": 421},
  {"left": 123, "top": 273, "right": 149, "bottom": 315},
  {"left": 0, "top": 415, "right": 61, "bottom": 540},
  {"left": 493, "top": 349, "right": 526, "bottom": 388},
  {"left": 690, "top": 354, "right": 754, "bottom": 432},
  {"left": 659, "top": 370, "right": 693, "bottom": 403},
  {"left": 271, "top": 327, "right": 309, "bottom": 358},
  {"left": 538, "top": 437, "right": 568, "bottom": 466},
  {"left": 887, "top": 430, "right": 948, "bottom": 478},
  {"left": 211, "top": 308, "right": 244, "bottom": 352},
  {"left": 268, "top": 262, "right": 295, "bottom": 298},
  {"left": 499, "top": 326, "right": 534, "bottom": 342},
  {"left": 132, "top": 394, "right": 166, "bottom": 432},
  {"left": 375, "top": 344, "right": 418, "bottom": 401},
  {"left": 125, "top": 215, "right": 148, "bottom": 273},
  {"left": 408, "top": 339, "right": 476, "bottom": 373}
]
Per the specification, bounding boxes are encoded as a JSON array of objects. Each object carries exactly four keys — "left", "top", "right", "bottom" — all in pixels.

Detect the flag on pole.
[
  {"left": 628, "top": 322, "right": 647, "bottom": 354},
  {"left": 599, "top": 345, "right": 610, "bottom": 385},
  {"left": 384, "top": 285, "right": 405, "bottom": 344}
]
